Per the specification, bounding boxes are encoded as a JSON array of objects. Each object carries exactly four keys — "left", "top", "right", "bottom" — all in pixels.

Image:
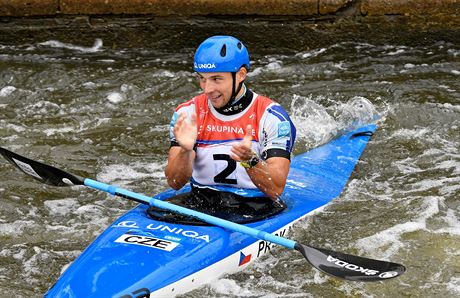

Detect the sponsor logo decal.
[
  {"left": 277, "top": 121, "right": 291, "bottom": 137},
  {"left": 206, "top": 124, "right": 244, "bottom": 135},
  {"left": 163, "top": 235, "right": 182, "bottom": 242},
  {"left": 115, "top": 221, "right": 211, "bottom": 243},
  {"left": 326, "top": 255, "right": 379, "bottom": 276},
  {"left": 12, "top": 158, "right": 42, "bottom": 180},
  {"left": 222, "top": 103, "right": 244, "bottom": 113},
  {"left": 116, "top": 221, "right": 139, "bottom": 228},
  {"left": 379, "top": 271, "right": 400, "bottom": 279},
  {"left": 239, "top": 251, "right": 252, "bottom": 266},
  {"left": 115, "top": 233, "right": 179, "bottom": 252},
  {"left": 271, "top": 140, "right": 287, "bottom": 147},
  {"left": 194, "top": 62, "right": 216, "bottom": 69},
  {"left": 146, "top": 224, "right": 210, "bottom": 243},
  {"left": 262, "top": 130, "right": 268, "bottom": 147}
]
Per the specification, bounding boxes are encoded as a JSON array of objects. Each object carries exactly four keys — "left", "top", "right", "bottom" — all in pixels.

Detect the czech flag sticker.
[{"left": 239, "top": 251, "right": 252, "bottom": 266}]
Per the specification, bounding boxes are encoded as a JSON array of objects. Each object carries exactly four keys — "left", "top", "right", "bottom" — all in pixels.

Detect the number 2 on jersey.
[{"left": 213, "top": 154, "right": 237, "bottom": 184}]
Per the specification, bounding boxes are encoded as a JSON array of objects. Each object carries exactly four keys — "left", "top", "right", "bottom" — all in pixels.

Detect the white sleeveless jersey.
[{"left": 170, "top": 92, "right": 296, "bottom": 192}]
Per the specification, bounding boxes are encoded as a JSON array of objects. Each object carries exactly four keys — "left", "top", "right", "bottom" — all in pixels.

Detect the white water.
[
  {"left": 38, "top": 39, "right": 103, "bottom": 53},
  {"left": 0, "top": 36, "right": 459, "bottom": 297}
]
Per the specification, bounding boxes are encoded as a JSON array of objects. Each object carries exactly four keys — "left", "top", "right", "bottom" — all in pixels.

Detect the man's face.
[{"left": 197, "top": 68, "right": 246, "bottom": 109}]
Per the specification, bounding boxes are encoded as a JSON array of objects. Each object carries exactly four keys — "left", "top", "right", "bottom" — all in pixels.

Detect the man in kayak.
[{"left": 161, "top": 35, "right": 296, "bottom": 222}]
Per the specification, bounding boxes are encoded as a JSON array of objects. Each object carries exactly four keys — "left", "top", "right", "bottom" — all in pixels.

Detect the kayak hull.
[{"left": 45, "top": 124, "right": 376, "bottom": 298}]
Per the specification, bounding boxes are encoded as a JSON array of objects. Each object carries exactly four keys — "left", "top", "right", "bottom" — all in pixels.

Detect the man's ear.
[{"left": 237, "top": 67, "right": 247, "bottom": 83}]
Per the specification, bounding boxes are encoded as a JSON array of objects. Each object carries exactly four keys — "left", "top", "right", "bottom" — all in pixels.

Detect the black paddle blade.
[
  {"left": 295, "top": 243, "right": 405, "bottom": 281},
  {"left": 0, "top": 147, "right": 84, "bottom": 187}
]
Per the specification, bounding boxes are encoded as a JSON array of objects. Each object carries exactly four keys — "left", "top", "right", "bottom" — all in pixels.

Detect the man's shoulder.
[
  {"left": 251, "top": 93, "right": 293, "bottom": 128},
  {"left": 253, "top": 93, "right": 289, "bottom": 117},
  {"left": 251, "top": 93, "right": 275, "bottom": 114},
  {"left": 254, "top": 93, "right": 275, "bottom": 105}
]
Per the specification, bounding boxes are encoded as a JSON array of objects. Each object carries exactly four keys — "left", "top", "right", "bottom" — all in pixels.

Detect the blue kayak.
[{"left": 44, "top": 124, "right": 377, "bottom": 297}]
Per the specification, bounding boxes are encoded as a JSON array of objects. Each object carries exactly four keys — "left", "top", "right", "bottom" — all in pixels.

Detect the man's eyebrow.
[
  {"left": 197, "top": 74, "right": 224, "bottom": 79},
  {"left": 209, "top": 74, "right": 225, "bottom": 79}
]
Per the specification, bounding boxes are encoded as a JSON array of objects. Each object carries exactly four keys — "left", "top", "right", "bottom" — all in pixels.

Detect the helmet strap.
[
  {"left": 230, "top": 71, "right": 244, "bottom": 102},
  {"left": 215, "top": 72, "right": 247, "bottom": 115}
]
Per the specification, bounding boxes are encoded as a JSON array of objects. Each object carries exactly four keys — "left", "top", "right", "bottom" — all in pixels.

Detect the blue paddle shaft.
[{"left": 84, "top": 178, "right": 297, "bottom": 249}]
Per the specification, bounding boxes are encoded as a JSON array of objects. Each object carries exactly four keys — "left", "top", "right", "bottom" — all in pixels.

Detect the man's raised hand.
[{"left": 173, "top": 112, "right": 197, "bottom": 152}]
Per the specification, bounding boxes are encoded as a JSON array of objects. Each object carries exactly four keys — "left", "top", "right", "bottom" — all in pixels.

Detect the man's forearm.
[
  {"left": 245, "top": 158, "right": 289, "bottom": 199},
  {"left": 165, "top": 147, "right": 195, "bottom": 190}
]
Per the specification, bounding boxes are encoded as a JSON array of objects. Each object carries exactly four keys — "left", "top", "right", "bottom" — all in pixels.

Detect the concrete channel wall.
[{"left": 0, "top": 0, "right": 458, "bottom": 18}]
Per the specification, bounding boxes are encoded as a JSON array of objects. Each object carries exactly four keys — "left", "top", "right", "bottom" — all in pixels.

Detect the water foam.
[
  {"left": 447, "top": 277, "right": 460, "bottom": 294},
  {"left": 210, "top": 278, "right": 254, "bottom": 296},
  {"left": 355, "top": 196, "right": 442, "bottom": 259},
  {"left": 44, "top": 198, "right": 80, "bottom": 217},
  {"left": 249, "top": 59, "right": 283, "bottom": 77},
  {"left": 289, "top": 94, "right": 379, "bottom": 150},
  {"left": 39, "top": 39, "right": 103, "bottom": 53},
  {"left": 107, "top": 92, "right": 125, "bottom": 104},
  {"left": 0, "top": 220, "right": 36, "bottom": 237},
  {"left": 96, "top": 161, "right": 166, "bottom": 188},
  {"left": 0, "top": 86, "right": 16, "bottom": 97},
  {"left": 296, "top": 48, "right": 327, "bottom": 59}
]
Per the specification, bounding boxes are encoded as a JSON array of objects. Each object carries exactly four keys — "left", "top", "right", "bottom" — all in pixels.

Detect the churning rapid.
[{"left": 0, "top": 19, "right": 459, "bottom": 297}]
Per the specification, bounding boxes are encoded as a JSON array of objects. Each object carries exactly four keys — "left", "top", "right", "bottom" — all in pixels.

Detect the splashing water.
[
  {"left": 334, "top": 96, "right": 379, "bottom": 132},
  {"left": 289, "top": 94, "right": 337, "bottom": 149},
  {"left": 290, "top": 94, "right": 379, "bottom": 151}
]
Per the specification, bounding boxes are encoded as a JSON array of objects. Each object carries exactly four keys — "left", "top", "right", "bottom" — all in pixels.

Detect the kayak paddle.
[{"left": 0, "top": 146, "right": 405, "bottom": 281}]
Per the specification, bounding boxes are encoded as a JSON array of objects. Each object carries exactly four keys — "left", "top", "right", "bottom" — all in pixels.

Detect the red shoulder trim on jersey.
[
  {"left": 254, "top": 94, "right": 275, "bottom": 120},
  {"left": 176, "top": 94, "right": 208, "bottom": 111},
  {"left": 175, "top": 99, "right": 194, "bottom": 111}
]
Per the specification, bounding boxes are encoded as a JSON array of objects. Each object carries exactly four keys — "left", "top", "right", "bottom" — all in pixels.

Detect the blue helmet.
[{"left": 194, "top": 36, "right": 250, "bottom": 73}]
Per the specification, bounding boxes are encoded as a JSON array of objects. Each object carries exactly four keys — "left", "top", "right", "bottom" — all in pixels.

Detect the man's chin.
[{"left": 209, "top": 98, "right": 228, "bottom": 109}]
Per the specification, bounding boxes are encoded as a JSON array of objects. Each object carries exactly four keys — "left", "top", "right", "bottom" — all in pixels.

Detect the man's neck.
[
  {"left": 231, "top": 84, "right": 247, "bottom": 105},
  {"left": 215, "top": 86, "right": 253, "bottom": 115}
]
